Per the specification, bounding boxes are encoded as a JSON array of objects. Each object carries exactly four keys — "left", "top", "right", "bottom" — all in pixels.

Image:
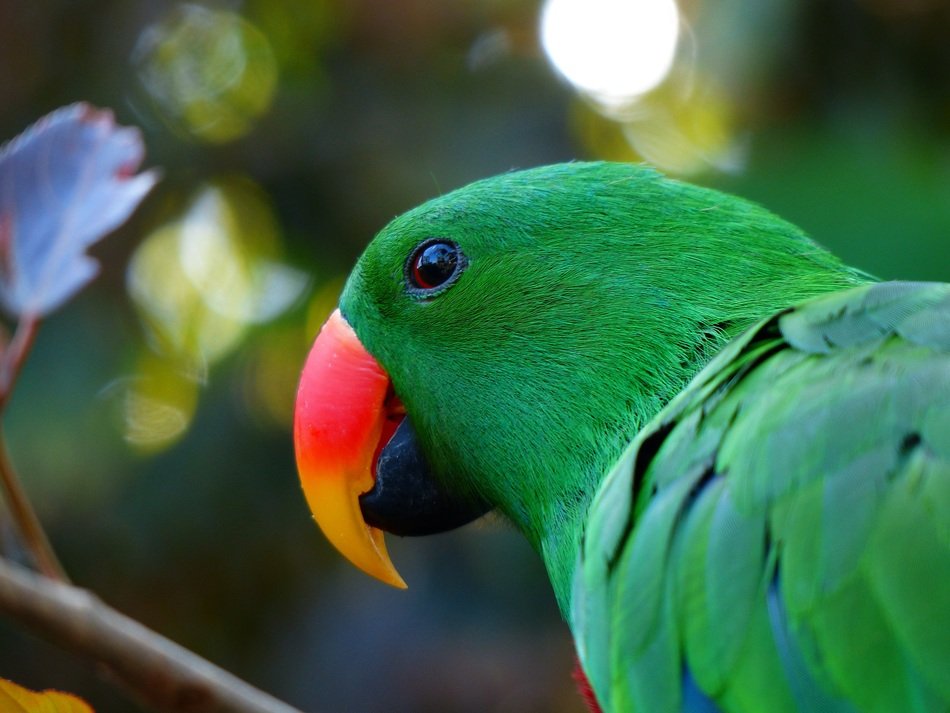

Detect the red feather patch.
[{"left": 572, "top": 658, "right": 603, "bottom": 713}]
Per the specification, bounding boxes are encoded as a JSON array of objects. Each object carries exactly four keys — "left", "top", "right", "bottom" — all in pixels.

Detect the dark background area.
[{"left": 0, "top": 1, "right": 948, "bottom": 711}]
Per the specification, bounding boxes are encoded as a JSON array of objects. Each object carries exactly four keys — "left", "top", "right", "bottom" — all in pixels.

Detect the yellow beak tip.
[
  {"left": 387, "top": 571, "right": 409, "bottom": 590},
  {"left": 300, "top": 475, "right": 409, "bottom": 589}
]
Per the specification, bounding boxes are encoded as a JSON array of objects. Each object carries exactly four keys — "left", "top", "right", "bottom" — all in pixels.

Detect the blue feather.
[
  {"left": 767, "top": 584, "right": 860, "bottom": 713},
  {"left": 682, "top": 666, "right": 724, "bottom": 713}
]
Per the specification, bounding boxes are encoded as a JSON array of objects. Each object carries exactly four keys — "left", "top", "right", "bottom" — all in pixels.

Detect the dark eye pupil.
[{"left": 411, "top": 241, "right": 459, "bottom": 289}]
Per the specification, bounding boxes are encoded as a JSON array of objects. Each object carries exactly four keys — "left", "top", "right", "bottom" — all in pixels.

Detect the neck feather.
[{"left": 522, "top": 271, "right": 873, "bottom": 616}]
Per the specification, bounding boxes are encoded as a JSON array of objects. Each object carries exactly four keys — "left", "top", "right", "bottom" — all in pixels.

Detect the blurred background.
[{"left": 0, "top": 0, "right": 948, "bottom": 711}]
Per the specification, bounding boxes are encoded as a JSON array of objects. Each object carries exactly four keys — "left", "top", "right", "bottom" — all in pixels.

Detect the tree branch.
[{"left": 0, "top": 557, "right": 307, "bottom": 713}]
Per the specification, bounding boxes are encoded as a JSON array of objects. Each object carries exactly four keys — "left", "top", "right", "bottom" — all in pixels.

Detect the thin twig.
[
  {"left": 0, "top": 436, "right": 68, "bottom": 580},
  {"left": 0, "top": 313, "right": 37, "bottom": 410},
  {"left": 0, "top": 322, "right": 10, "bottom": 361},
  {"left": 0, "top": 557, "right": 308, "bottom": 713},
  {"left": 0, "top": 314, "right": 68, "bottom": 581}
]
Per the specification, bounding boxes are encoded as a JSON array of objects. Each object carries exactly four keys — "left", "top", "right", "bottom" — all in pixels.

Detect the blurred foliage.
[{"left": 0, "top": 1, "right": 948, "bottom": 712}]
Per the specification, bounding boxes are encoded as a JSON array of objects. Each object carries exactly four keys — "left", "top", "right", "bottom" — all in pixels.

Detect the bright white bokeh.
[{"left": 541, "top": 0, "right": 680, "bottom": 105}]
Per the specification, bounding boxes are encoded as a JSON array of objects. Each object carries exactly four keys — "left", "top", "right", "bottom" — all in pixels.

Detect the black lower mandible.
[{"left": 359, "top": 417, "right": 490, "bottom": 536}]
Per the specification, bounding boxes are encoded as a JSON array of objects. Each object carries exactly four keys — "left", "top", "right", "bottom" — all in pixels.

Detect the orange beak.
[{"left": 293, "top": 308, "right": 407, "bottom": 588}]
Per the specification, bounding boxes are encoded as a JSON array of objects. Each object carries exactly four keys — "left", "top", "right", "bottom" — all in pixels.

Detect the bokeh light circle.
[
  {"left": 133, "top": 4, "right": 277, "bottom": 143},
  {"left": 541, "top": 0, "right": 680, "bottom": 105}
]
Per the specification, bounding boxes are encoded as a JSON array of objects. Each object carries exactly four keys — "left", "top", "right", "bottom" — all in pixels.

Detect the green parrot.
[{"left": 293, "top": 162, "right": 950, "bottom": 713}]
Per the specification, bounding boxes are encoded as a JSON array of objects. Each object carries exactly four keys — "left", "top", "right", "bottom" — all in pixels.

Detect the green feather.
[
  {"left": 867, "top": 451, "right": 950, "bottom": 701},
  {"left": 575, "top": 282, "right": 950, "bottom": 712}
]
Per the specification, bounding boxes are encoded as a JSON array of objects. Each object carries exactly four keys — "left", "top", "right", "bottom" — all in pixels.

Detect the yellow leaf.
[{"left": 0, "top": 679, "right": 94, "bottom": 713}]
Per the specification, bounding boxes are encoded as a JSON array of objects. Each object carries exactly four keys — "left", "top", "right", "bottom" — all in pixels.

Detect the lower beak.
[{"left": 293, "top": 309, "right": 407, "bottom": 588}]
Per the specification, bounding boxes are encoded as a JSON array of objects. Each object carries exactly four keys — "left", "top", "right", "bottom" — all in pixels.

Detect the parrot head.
[{"left": 293, "top": 162, "right": 866, "bottom": 604}]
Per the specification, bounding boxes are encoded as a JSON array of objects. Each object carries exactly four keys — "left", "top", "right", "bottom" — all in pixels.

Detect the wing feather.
[{"left": 575, "top": 282, "right": 950, "bottom": 712}]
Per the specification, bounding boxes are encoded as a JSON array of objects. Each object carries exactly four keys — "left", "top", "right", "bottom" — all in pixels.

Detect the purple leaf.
[{"left": 0, "top": 103, "right": 159, "bottom": 318}]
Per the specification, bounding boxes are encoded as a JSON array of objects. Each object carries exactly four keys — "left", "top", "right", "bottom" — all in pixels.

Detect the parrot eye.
[{"left": 406, "top": 239, "right": 466, "bottom": 294}]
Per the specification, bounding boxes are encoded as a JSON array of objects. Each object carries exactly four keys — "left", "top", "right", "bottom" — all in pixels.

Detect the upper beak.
[
  {"left": 293, "top": 308, "right": 407, "bottom": 588},
  {"left": 294, "top": 308, "right": 491, "bottom": 588}
]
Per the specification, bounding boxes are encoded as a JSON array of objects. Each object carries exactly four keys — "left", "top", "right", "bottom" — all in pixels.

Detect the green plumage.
[
  {"left": 336, "top": 162, "right": 949, "bottom": 712},
  {"left": 575, "top": 282, "right": 950, "bottom": 712}
]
